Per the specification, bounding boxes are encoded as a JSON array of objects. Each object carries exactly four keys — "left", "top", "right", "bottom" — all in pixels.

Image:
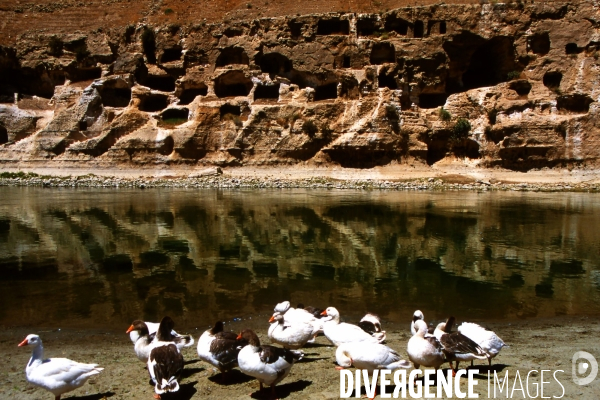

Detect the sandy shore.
[{"left": 2, "top": 315, "right": 600, "bottom": 399}]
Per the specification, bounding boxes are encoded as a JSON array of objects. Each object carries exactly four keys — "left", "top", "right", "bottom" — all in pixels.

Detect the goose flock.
[{"left": 18, "top": 304, "right": 507, "bottom": 399}]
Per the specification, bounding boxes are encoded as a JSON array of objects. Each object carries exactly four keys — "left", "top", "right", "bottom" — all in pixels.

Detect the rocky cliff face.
[{"left": 0, "top": 1, "right": 599, "bottom": 171}]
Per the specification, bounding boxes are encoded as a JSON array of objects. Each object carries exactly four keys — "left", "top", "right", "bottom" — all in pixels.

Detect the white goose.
[
  {"left": 407, "top": 320, "right": 445, "bottom": 370},
  {"left": 410, "top": 310, "right": 425, "bottom": 335},
  {"left": 268, "top": 313, "right": 315, "bottom": 349},
  {"left": 236, "top": 329, "right": 303, "bottom": 398},
  {"left": 336, "top": 342, "right": 411, "bottom": 373},
  {"left": 274, "top": 301, "right": 322, "bottom": 336},
  {"left": 18, "top": 334, "right": 103, "bottom": 400},
  {"left": 457, "top": 322, "right": 508, "bottom": 366},
  {"left": 320, "top": 307, "right": 383, "bottom": 346},
  {"left": 434, "top": 319, "right": 487, "bottom": 374}
]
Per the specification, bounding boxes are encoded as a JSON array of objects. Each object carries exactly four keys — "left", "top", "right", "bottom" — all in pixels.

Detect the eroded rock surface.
[{"left": 0, "top": 1, "right": 599, "bottom": 171}]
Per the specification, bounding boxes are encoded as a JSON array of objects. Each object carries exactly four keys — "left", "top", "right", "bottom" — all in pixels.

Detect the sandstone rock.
[{"left": 0, "top": 1, "right": 598, "bottom": 171}]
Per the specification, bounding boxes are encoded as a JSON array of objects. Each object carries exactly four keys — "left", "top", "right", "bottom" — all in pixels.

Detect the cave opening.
[
  {"left": 220, "top": 104, "right": 241, "bottom": 119},
  {"left": 343, "top": 56, "right": 351, "bottom": 68},
  {"left": 378, "top": 70, "right": 398, "bottom": 89},
  {"left": 461, "top": 37, "right": 519, "bottom": 91},
  {"left": 565, "top": 43, "right": 582, "bottom": 55},
  {"left": 316, "top": 19, "right": 350, "bottom": 35},
  {"left": 214, "top": 71, "right": 253, "bottom": 98},
  {"left": 68, "top": 67, "right": 102, "bottom": 83},
  {"left": 370, "top": 42, "right": 396, "bottom": 65},
  {"left": 160, "top": 47, "right": 183, "bottom": 63},
  {"left": 143, "top": 75, "right": 176, "bottom": 92},
  {"left": 289, "top": 21, "right": 303, "bottom": 38},
  {"left": 216, "top": 47, "right": 250, "bottom": 67},
  {"left": 543, "top": 71, "right": 562, "bottom": 89},
  {"left": 357, "top": 18, "right": 379, "bottom": 37},
  {"left": 413, "top": 21, "right": 424, "bottom": 38},
  {"left": 254, "top": 84, "right": 280, "bottom": 100},
  {"left": 224, "top": 27, "right": 243, "bottom": 37},
  {"left": 440, "top": 21, "right": 447, "bottom": 34},
  {"left": 509, "top": 80, "right": 532, "bottom": 96},
  {"left": 259, "top": 53, "right": 292, "bottom": 76},
  {"left": 314, "top": 83, "right": 338, "bottom": 101},
  {"left": 419, "top": 93, "right": 448, "bottom": 109},
  {"left": 159, "top": 108, "right": 189, "bottom": 127},
  {"left": 556, "top": 94, "right": 593, "bottom": 113},
  {"left": 0, "top": 124, "right": 7, "bottom": 145},
  {"left": 528, "top": 32, "right": 550, "bottom": 55},
  {"left": 385, "top": 15, "right": 408, "bottom": 35},
  {"left": 138, "top": 93, "right": 169, "bottom": 112},
  {"left": 178, "top": 86, "right": 207, "bottom": 105},
  {"left": 99, "top": 87, "right": 132, "bottom": 108}
]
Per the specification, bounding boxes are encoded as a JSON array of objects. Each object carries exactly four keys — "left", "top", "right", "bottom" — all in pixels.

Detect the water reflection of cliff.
[{"left": 0, "top": 188, "right": 599, "bottom": 330}]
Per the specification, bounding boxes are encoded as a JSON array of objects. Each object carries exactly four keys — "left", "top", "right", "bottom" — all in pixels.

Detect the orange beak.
[
  {"left": 126, "top": 325, "right": 134, "bottom": 334},
  {"left": 236, "top": 333, "right": 242, "bottom": 340},
  {"left": 268, "top": 315, "right": 275, "bottom": 323},
  {"left": 320, "top": 310, "right": 327, "bottom": 316},
  {"left": 17, "top": 338, "right": 28, "bottom": 347}
]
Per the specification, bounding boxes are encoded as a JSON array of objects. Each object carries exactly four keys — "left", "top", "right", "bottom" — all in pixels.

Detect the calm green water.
[{"left": 0, "top": 187, "right": 599, "bottom": 331}]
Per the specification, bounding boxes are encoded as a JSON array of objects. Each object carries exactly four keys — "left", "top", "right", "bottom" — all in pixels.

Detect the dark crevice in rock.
[
  {"left": 316, "top": 18, "right": 349, "bottom": 35},
  {"left": 258, "top": 52, "right": 292, "bottom": 77},
  {"left": 314, "top": 83, "right": 338, "bottom": 101},
  {"left": 0, "top": 124, "right": 7, "bottom": 145},
  {"left": 543, "top": 71, "right": 562, "bottom": 89},
  {"left": 214, "top": 71, "right": 252, "bottom": 98},
  {"left": 138, "top": 93, "right": 169, "bottom": 112},
  {"left": 565, "top": 43, "right": 583, "bottom": 55},
  {"left": 254, "top": 84, "right": 280, "bottom": 100},
  {"left": 178, "top": 86, "right": 207, "bottom": 105},
  {"left": 98, "top": 79, "right": 132, "bottom": 108},
  {"left": 413, "top": 20, "right": 424, "bottom": 38},
  {"left": 528, "top": 32, "right": 550, "bottom": 55},
  {"left": 160, "top": 47, "right": 182, "bottom": 63},
  {"left": 378, "top": 69, "right": 398, "bottom": 89},
  {"left": 357, "top": 18, "right": 380, "bottom": 37},
  {"left": 216, "top": 47, "right": 249, "bottom": 67},
  {"left": 142, "top": 75, "right": 176, "bottom": 92},
  {"left": 288, "top": 21, "right": 303, "bottom": 38},
  {"left": 220, "top": 104, "right": 241, "bottom": 119},
  {"left": 419, "top": 93, "right": 448, "bottom": 109},
  {"left": 509, "top": 80, "right": 532, "bottom": 96},
  {"left": 385, "top": 14, "right": 408, "bottom": 35},
  {"left": 325, "top": 149, "right": 398, "bottom": 168},
  {"left": 370, "top": 42, "right": 395, "bottom": 65},
  {"left": 160, "top": 108, "right": 188, "bottom": 126},
  {"left": 68, "top": 67, "right": 102, "bottom": 83},
  {"left": 176, "top": 138, "right": 207, "bottom": 160},
  {"left": 556, "top": 94, "right": 593, "bottom": 113}
]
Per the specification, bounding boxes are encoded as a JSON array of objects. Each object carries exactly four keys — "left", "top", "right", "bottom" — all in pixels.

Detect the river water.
[{"left": 0, "top": 187, "right": 599, "bottom": 332}]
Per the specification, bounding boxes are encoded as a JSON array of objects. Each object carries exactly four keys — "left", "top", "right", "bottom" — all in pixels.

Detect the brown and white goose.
[
  {"left": 434, "top": 318, "right": 487, "bottom": 374},
  {"left": 147, "top": 316, "right": 184, "bottom": 398},
  {"left": 358, "top": 313, "right": 387, "bottom": 342},
  {"left": 197, "top": 321, "right": 248, "bottom": 379},
  {"left": 127, "top": 319, "right": 194, "bottom": 347},
  {"left": 126, "top": 319, "right": 194, "bottom": 363},
  {"left": 18, "top": 334, "right": 103, "bottom": 400},
  {"left": 457, "top": 322, "right": 508, "bottom": 366},
  {"left": 236, "top": 329, "right": 303, "bottom": 398}
]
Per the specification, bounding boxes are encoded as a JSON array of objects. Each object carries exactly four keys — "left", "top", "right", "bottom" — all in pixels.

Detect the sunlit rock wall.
[{"left": 0, "top": 1, "right": 599, "bottom": 171}]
